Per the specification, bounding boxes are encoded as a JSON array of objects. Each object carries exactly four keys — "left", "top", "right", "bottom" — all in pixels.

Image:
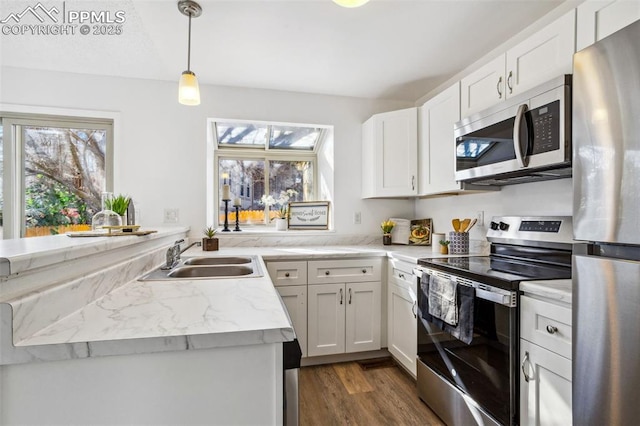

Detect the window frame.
[
  {"left": 208, "top": 118, "right": 326, "bottom": 229},
  {"left": 1, "top": 112, "right": 114, "bottom": 239}
]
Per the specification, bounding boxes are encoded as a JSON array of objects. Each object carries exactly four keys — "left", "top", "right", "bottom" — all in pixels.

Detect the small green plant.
[
  {"left": 439, "top": 240, "right": 450, "bottom": 246},
  {"left": 203, "top": 226, "right": 217, "bottom": 239},
  {"left": 105, "top": 194, "right": 130, "bottom": 216}
]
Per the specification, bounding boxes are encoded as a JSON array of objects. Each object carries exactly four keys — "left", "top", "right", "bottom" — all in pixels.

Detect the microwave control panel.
[{"left": 530, "top": 100, "right": 560, "bottom": 155}]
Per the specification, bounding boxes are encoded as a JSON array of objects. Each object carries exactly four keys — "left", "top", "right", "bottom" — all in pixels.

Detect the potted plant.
[
  {"left": 105, "top": 194, "right": 130, "bottom": 225},
  {"left": 439, "top": 239, "right": 450, "bottom": 254},
  {"left": 260, "top": 189, "right": 298, "bottom": 231},
  {"left": 381, "top": 219, "right": 395, "bottom": 245},
  {"left": 202, "top": 226, "right": 219, "bottom": 251}
]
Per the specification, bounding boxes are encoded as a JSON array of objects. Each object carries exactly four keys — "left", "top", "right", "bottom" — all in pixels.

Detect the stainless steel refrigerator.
[{"left": 572, "top": 19, "right": 640, "bottom": 425}]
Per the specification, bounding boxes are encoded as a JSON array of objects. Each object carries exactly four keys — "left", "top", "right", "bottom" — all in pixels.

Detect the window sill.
[{"left": 215, "top": 228, "right": 336, "bottom": 237}]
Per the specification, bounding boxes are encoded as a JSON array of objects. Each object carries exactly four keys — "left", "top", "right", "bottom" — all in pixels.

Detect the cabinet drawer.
[
  {"left": 266, "top": 261, "right": 308, "bottom": 286},
  {"left": 521, "top": 296, "right": 572, "bottom": 359},
  {"left": 308, "top": 258, "right": 382, "bottom": 284}
]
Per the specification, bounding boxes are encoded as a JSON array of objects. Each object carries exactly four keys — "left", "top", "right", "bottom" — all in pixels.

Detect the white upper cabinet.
[
  {"left": 419, "top": 82, "right": 462, "bottom": 195},
  {"left": 362, "top": 107, "right": 418, "bottom": 198},
  {"left": 576, "top": 0, "right": 640, "bottom": 51},
  {"left": 460, "top": 55, "right": 506, "bottom": 119},
  {"left": 461, "top": 10, "right": 576, "bottom": 118}
]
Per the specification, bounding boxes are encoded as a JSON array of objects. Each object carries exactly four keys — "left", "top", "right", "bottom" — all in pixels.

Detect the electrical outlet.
[
  {"left": 164, "top": 208, "right": 179, "bottom": 223},
  {"left": 353, "top": 211, "right": 361, "bottom": 225},
  {"left": 476, "top": 210, "right": 484, "bottom": 227}
]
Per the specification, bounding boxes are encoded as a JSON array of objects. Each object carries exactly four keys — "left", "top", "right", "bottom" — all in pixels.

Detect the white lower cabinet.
[
  {"left": 307, "top": 281, "right": 381, "bottom": 357},
  {"left": 520, "top": 295, "right": 572, "bottom": 426},
  {"left": 276, "top": 285, "right": 308, "bottom": 358},
  {"left": 387, "top": 259, "right": 417, "bottom": 376}
]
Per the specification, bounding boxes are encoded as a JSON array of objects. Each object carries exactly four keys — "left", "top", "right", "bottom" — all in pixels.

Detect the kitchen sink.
[
  {"left": 183, "top": 256, "right": 252, "bottom": 265},
  {"left": 169, "top": 265, "right": 254, "bottom": 278},
  {"left": 139, "top": 255, "right": 263, "bottom": 281}
]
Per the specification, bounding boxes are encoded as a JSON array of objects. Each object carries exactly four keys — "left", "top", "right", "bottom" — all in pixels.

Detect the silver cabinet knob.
[
  {"left": 285, "top": 272, "right": 290, "bottom": 278},
  {"left": 362, "top": 269, "right": 367, "bottom": 274},
  {"left": 546, "top": 325, "right": 558, "bottom": 334},
  {"left": 325, "top": 270, "right": 330, "bottom": 275}
]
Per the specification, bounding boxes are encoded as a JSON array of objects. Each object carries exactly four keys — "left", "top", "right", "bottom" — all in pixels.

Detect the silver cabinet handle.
[
  {"left": 399, "top": 273, "right": 405, "bottom": 280},
  {"left": 411, "top": 175, "right": 415, "bottom": 191},
  {"left": 348, "top": 288, "right": 352, "bottom": 304},
  {"left": 497, "top": 76, "right": 503, "bottom": 99},
  {"left": 546, "top": 325, "right": 558, "bottom": 334},
  {"left": 285, "top": 272, "right": 290, "bottom": 278},
  {"left": 412, "top": 301, "right": 417, "bottom": 318},
  {"left": 325, "top": 270, "right": 330, "bottom": 276},
  {"left": 339, "top": 288, "right": 343, "bottom": 305},
  {"left": 507, "top": 70, "right": 513, "bottom": 93},
  {"left": 513, "top": 103, "right": 530, "bottom": 168},
  {"left": 521, "top": 351, "right": 535, "bottom": 383}
]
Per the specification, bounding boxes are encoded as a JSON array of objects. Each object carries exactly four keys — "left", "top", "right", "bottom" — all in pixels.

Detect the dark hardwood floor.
[{"left": 300, "top": 360, "right": 445, "bottom": 425}]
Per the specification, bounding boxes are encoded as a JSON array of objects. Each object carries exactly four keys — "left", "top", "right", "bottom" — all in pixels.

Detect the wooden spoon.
[
  {"left": 452, "top": 218, "right": 460, "bottom": 232},
  {"left": 459, "top": 218, "right": 471, "bottom": 232},
  {"left": 466, "top": 218, "right": 478, "bottom": 233}
]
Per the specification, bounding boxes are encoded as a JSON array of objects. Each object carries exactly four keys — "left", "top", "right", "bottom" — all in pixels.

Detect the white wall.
[
  {"left": 415, "top": 178, "right": 573, "bottom": 240},
  {"left": 1, "top": 66, "right": 414, "bottom": 238}
]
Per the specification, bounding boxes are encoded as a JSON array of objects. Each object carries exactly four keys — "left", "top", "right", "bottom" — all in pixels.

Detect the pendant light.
[
  {"left": 332, "top": 0, "right": 370, "bottom": 7},
  {"left": 178, "top": 0, "right": 202, "bottom": 105}
]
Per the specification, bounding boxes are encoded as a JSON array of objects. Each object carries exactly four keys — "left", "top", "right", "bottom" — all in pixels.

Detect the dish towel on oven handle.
[
  {"left": 428, "top": 274, "right": 458, "bottom": 326},
  {"left": 420, "top": 272, "right": 475, "bottom": 345}
]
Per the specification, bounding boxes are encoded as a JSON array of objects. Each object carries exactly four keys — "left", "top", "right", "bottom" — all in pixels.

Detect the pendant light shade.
[
  {"left": 178, "top": 0, "right": 202, "bottom": 105},
  {"left": 332, "top": 0, "right": 370, "bottom": 7},
  {"left": 179, "top": 70, "right": 200, "bottom": 105}
]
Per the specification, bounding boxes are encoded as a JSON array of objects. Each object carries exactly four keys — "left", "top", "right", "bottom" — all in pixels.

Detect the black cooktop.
[{"left": 418, "top": 255, "right": 572, "bottom": 290}]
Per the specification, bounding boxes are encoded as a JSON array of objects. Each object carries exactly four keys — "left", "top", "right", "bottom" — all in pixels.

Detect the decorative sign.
[{"left": 288, "top": 201, "right": 330, "bottom": 230}]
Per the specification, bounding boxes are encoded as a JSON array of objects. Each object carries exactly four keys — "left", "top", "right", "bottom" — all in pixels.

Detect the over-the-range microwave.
[{"left": 454, "top": 75, "right": 572, "bottom": 186}]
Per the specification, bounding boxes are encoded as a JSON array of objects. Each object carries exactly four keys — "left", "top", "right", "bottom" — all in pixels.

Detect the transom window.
[{"left": 211, "top": 119, "right": 327, "bottom": 227}]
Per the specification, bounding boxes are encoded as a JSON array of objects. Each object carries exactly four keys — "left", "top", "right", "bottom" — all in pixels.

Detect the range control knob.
[
  {"left": 499, "top": 221, "right": 510, "bottom": 231},
  {"left": 490, "top": 221, "right": 499, "bottom": 230}
]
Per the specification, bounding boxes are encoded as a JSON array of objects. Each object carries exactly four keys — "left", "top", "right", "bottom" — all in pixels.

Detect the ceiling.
[{"left": 1, "top": 0, "right": 566, "bottom": 102}]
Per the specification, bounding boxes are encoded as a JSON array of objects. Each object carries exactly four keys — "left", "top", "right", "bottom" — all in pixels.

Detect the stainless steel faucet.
[{"left": 161, "top": 239, "right": 201, "bottom": 270}]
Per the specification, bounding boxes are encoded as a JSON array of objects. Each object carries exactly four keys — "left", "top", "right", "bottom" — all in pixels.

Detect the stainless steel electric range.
[{"left": 414, "top": 216, "right": 573, "bottom": 426}]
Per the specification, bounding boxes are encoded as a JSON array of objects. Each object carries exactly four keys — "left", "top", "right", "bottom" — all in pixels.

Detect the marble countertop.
[
  {"left": 520, "top": 279, "right": 572, "bottom": 305},
  {"left": 15, "top": 257, "right": 294, "bottom": 349},
  {"left": 3, "top": 239, "right": 489, "bottom": 365},
  {"left": 0, "top": 226, "right": 190, "bottom": 277}
]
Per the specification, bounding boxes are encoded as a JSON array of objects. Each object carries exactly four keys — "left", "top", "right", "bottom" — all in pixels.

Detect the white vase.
[{"left": 275, "top": 218, "right": 288, "bottom": 231}]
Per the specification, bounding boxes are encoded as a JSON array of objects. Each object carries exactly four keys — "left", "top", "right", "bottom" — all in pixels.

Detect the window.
[
  {"left": 211, "top": 119, "right": 325, "bottom": 227},
  {"left": 1, "top": 114, "right": 113, "bottom": 238}
]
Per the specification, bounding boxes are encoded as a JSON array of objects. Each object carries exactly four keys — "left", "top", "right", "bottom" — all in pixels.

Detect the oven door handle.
[{"left": 475, "top": 287, "right": 511, "bottom": 305}]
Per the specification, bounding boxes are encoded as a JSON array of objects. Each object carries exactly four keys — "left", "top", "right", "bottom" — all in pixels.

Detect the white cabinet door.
[
  {"left": 362, "top": 107, "right": 418, "bottom": 198},
  {"left": 307, "top": 283, "right": 345, "bottom": 357},
  {"left": 461, "top": 11, "right": 575, "bottom": 119},
  {"left": 520, "top": 339, "right": 572, "bottom": 426},
  {"left": 387, "top": 281, "right": 417, "bottom": 376},
  {"left": 460, "top": 54, "right": 506, "bottom": 118},
  {"left": 419, "top": 82, "right": 461, "bottom": 195},
  {"left": 345, "top": 281, "right": 381, "bottom": 353},
  {"left": 576, "top": 0, "right": 640, "bottom": 51},
  {"left": 506, "top": 10, "right": 576, "bottom": 97},
  {"left": 277, "top": 285, "right": 308, "bottom": 358}
]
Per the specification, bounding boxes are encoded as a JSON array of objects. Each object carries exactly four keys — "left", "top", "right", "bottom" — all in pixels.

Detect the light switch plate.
[{"left": 164, "top": 208, "right": 179, "bottom": 223}]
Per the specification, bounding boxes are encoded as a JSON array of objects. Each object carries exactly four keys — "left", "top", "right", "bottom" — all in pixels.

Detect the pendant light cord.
[{"left": 187, "top": 12, "right": 192, "bottom": 71}]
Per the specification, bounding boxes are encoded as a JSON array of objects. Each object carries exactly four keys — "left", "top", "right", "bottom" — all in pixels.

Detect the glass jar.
[{"left": 91, "top": 192, "right": 122, "bottom": 232}]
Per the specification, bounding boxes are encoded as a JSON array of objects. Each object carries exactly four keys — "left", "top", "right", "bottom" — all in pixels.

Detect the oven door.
[{"left": 416, "top": 267, "right": 518, "bottom": 426}]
